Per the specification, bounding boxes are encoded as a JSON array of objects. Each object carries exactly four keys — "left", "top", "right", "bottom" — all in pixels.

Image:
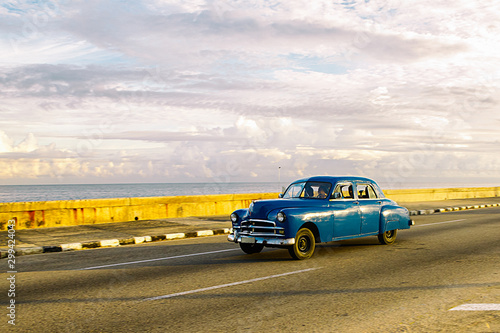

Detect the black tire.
[
  {"left": 378, "top": 229, "right": 397, "bottom": 245},
  {"left": 239, "top": 242, "right": 264, "bottom": 254},
  {"left": 288, "top": 228, "right": 316, "bottom": 260}
]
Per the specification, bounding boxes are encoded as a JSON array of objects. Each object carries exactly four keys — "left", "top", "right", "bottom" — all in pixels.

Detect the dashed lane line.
[
  {"left": 143, "top": 267, "right": 322, "bottom": 301},
  {"left": 78, "top": 248, "right": 240, "bottom": 270},
  {"left": 449, "top": 304, "right": 500, "bottom": 311},
  {"left": 414, "top": 219, "right": 466, "bottom": 228}
]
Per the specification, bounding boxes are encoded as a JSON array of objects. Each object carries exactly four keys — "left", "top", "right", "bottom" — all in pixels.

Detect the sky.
[{"left": 0, "top": 0, "right": 499, "bottom": 188}]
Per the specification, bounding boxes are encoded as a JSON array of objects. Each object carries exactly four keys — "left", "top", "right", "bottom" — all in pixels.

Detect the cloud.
[
  {"left": 0, "top": 1, "right": 499, "bottom": 186},
  {"left": 0, "top": 131, "right": 38, "bottom": 154},
  {"left": 99, "top": 130, "right": 237, "bottom": 142}
]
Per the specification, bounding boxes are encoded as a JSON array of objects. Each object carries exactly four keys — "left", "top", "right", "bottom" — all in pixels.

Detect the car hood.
[{"left": 249, "top": 198, "right": 321, "bottom": 219}]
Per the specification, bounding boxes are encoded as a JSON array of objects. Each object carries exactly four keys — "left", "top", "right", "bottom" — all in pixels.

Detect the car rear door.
[{"left": 356, "top": 183, "right": 382, "bottom": 234}]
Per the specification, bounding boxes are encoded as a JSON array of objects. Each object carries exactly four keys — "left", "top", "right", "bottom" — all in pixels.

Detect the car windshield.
[
  {"left": 282, "top": 181, "right": 332, "bottom": 199},
  {"left": 282, "top": 182, "right": 305, "bottom": 198}
]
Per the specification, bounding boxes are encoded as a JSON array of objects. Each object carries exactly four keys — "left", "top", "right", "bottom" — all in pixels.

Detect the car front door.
[
  {"left": 356, "top": 183, "right": 382, "bottom": 234},
  {"left": 329, "top": 182, "right": 362, "bottom": 239}
]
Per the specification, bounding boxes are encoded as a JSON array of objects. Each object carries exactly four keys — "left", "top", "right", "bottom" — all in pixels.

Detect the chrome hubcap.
[{"left": 298, "top": 236, "right": 310, "bottom": 252}]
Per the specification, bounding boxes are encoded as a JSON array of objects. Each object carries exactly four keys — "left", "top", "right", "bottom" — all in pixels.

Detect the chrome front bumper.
[
  {"left": 228, "top": 218, "right": 295, "bottom": 246},
  {"left": 228, "top": 232, "right": 295, "bottom": 246}
]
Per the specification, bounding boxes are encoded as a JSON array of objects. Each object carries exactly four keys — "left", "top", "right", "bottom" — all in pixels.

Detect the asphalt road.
[{"left": 4, "top": 207, "right": 499, "bottom": 332}]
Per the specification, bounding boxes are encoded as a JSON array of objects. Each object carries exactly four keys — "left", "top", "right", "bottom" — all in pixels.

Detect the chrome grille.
[{"left": 238, "top": 219, "right": 285, "bottom": 237}]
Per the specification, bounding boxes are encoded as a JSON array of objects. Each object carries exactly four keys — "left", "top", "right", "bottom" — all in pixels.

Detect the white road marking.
[
  {"left": 78, "top": 248, "right": 240, "bottom": 270},
  {"left": 414, "top": 219, "right": 466, "bottom": 227},
  {"left": 143, "top": 267, "right": 322, "bottom": 301},
  {"left": 449, "top": 304, "right": 500, "bottom": 311}
]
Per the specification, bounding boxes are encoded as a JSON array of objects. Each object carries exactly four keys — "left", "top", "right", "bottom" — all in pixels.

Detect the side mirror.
[{"left": 278, "top": 193, "right": 284, "bottom": 198}]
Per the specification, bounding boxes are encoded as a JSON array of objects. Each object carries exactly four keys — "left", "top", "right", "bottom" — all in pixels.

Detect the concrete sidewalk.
[{"left": 1, "top": 197, "right": 499, "bottom": 257}]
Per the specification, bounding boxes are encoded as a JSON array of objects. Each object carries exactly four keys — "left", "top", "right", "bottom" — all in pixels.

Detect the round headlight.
[
  {"left": 277, "top": 212, "right": 286, "bottom": 222},
  {"left": 230, "top": 213, "right": 238, "bottom": 223}
]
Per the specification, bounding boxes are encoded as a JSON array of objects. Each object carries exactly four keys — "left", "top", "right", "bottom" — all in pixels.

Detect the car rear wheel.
[
  {"left": 378, "top": 229, "right": 397, "bottom": 245},
  {"left": 288, "top": 228, "right": 315, "bottom": 260},
  {"left": 239, "top": 242, "right": 264, "bottom": 254}
]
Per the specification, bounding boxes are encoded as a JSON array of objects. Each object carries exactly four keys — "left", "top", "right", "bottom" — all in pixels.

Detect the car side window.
[
  {"left": 330, "top": 185, "right": 342, "bottom": 199},
  {"left": 367, "top": 185, "right": 378, "bottom": 198},
  {"left": 331, "top": 183, "right": 354, "bottom": 199},
  {"left": 342, "top": 184, "right": 354, "bottom": 199},
  {"left": 357, "top": 184, "right": 378, "bottom": 199}
]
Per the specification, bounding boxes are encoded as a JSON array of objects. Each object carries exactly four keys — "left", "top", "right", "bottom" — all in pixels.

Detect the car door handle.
[{"left": 353, "top": 201, "right": 359, "bottom": 205}]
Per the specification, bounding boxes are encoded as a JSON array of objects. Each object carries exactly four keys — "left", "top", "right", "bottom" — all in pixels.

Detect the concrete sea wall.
[
  {"left": 0, "top": 193, "right": 277, "bottom": 231},
  {"left": 384, "top": 186, "right": 500, "bottom": 202},
  {"left": 1, "top": 187, "right": 499, "bottom": 231}
]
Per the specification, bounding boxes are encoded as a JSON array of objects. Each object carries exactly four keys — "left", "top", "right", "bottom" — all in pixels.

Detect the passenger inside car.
[{"left": 318, "top": 185, "right": 329, "bottom": 199}]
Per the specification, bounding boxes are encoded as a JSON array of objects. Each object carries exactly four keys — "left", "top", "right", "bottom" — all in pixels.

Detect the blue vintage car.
[{"left": 228, "top": 176, "right": 414, "bottom": 259}]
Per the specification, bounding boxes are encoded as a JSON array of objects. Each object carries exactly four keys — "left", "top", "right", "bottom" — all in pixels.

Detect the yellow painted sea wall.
[
  {"left": 383, "top": 186, "right": 500, "bottom": 203},
  {"left": 0, "top": 193, "right": 278, "bottom": 230},
  {"left": 1, "top": 187, "right": 499, "bottom": 230}
]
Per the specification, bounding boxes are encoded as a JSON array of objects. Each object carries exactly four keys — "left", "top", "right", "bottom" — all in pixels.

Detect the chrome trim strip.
[
  {"left": 248, "top": 218, "right": 276, "bottom": 223},
  {"left": 241, "top": 225, "right": 284, "bottom": 230},
  {"left": 246, "top": 219, "right": 276, "bottom": 226},
  {"left": 240, "top": 232, "right": 285, "bottom": 237}
]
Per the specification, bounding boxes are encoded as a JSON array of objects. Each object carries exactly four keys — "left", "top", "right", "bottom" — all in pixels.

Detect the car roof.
[{"left": 292, "top": 175, "right": 376, "bottom": 184}]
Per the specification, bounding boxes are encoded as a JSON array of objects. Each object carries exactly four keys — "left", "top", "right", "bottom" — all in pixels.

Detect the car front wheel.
[
  {"left": 378, "top": 229, "right": 397, "bottom": 245},
  {"left": 288, "top": 228, "right": 315, "bottom": 260},
  {"left": 239, "top": 242, "right": 264, "bottom": 254}
]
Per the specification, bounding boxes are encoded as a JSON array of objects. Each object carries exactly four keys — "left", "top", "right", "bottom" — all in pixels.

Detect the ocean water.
[
  {"left": 0, "top": 182, "right": 284, "bottom": 203},
  {"left": 1, "top": 179, "right": 497, "bottom": 203}
]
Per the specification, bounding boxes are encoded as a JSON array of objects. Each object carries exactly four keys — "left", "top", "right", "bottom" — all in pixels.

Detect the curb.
[
  {"left": 408, "top": 203, "right": 500, "bottom": 216},
  {"left": 1, "top": 228, "right": 231, "bottom": 258}
]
